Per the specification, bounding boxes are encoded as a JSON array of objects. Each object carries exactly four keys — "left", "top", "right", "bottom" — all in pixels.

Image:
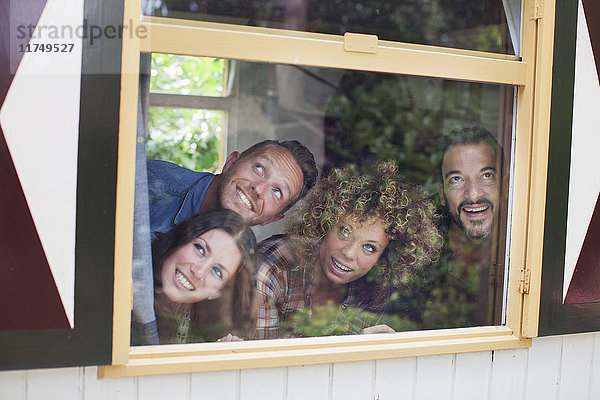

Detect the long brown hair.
[{"left": 153, "top": 209, "right": 257, "bottom": 340}]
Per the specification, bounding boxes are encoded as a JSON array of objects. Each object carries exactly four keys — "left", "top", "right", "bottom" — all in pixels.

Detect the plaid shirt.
[
  {"left": 255, "top": 235, "right": 389, "bottom": 339},
  {"left": 255, "top": 235, "right": 312, "bottom": 339}
]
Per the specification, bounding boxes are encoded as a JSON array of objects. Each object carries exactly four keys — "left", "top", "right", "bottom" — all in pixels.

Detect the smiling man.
[
  {"left": 147, "top": 140, "right": 318, "bottom": 237},
  {"left": 438, "top": 128, "right": 499, "bottom": 241},
  {"left": 433, "top": 126, "right": 501, "bottom": 326}
]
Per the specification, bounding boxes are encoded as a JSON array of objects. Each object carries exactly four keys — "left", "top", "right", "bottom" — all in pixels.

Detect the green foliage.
[
  {"left": 147, "top": 107, "right": 222, "bottom": 172},
  {"left": 283, "top": 301, "right": 417, "bottom": 337},
  {"left": 385, "top": 227, "right": 482, "bottom": 329},
  {"left": 147, "top": 54, "right": 227, "bottom": 172},
  {"left": 150, "top": 54, "right": 225, "bottom": 96},
  {"left": 325, "top": 73, "right": 490, "bottom": 193},
  {"left": 389, "top": 266, "right": 480, "bottom": 329}
]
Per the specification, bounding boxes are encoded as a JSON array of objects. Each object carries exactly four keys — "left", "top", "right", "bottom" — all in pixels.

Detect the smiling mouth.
[
  {"left": 461, "top": 204, "right": 491, "bottom": 217},
  {"left": 463, "top": 205, "right": 488, "bottom": 212},
  {"left": 332, "top": 257, "right": 352, "bottom": 273},
  {"left": 236, "top": 187, "right": 254, "bottom": 212},
  {"left": 175, "top": 269, "right": 195, "bottom": 290}
]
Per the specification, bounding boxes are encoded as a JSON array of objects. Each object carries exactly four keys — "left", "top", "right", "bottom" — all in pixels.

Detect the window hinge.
[
  {"left": 531, "top": 0, "right": 544, "bottom": 20},
  {"left": 518, "top": 268, "right": 531, "bottom": 294}
]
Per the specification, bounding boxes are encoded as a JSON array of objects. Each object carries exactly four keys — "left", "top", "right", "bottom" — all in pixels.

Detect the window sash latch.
[{"left": 343, "top": 32, "right": 378, "bottom": 54}]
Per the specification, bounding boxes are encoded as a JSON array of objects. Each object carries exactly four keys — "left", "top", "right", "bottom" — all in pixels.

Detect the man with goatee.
[{"left": 435, "top": 126, "right": 501, "bottom": 326}]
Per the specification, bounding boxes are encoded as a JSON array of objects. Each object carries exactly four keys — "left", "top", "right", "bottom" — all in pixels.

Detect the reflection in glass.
[
  {"left": 152, "top": 209, "right": 257, "bottom": 344},
  {"left": 151, "top": 53, "right": 227, "bottom": 96},
  {"left": 134, "top": 54, "right": 514, "bottom": 344},
  {"left": 256, "top": 160, "right": 443, "bottom": 339},
  {"left": 147, "top": 107, "right": 224, "bottom": 172},
  {"left": 143, "top": 0, "right": 518, "bottom": 54}
]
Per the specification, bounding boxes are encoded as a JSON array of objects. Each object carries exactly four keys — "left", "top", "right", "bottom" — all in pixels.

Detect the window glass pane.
[
  {"left": 134, "top": 55, "right": 514, "bottom": 345},
  {"left": 151, "top": 53, "right": 227, "bottom": 96},
  {"left": 147, "top": 107, "right": 225, "bottom": 172},
  {"left": 143, "top": 0, "right": 518, "bottom": 55}
]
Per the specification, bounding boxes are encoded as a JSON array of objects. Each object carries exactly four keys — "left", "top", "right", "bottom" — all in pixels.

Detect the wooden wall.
[{"left": 2, "top": 332, "right": 599, "bottom": 399}]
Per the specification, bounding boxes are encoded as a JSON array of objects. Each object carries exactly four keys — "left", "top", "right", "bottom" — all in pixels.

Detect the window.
[
  {"left": 100, "top": 0, "right": 557, "bottom": 376},
  {"left": 148, "top": 54, "right": 228, "bottom": 173},
  {"left": 143, "top": 0, "right": 517, "bottom": 54}
]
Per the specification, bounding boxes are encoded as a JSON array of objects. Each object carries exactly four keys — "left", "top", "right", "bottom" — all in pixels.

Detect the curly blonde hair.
[{"left": 285, "top": 160, "right": 442, "bottom": 286}]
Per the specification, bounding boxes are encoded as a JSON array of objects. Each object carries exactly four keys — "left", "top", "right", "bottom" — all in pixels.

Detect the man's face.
[
  {"left": 218, "top": 145, "right": 304, "bottom": 226},
  {"left": 438, "top": 143, "right": 499, "bottom": 240}
]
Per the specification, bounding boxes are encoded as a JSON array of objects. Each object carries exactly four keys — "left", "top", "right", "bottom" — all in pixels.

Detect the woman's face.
[
  {"left": 160, "top": 229, "right": 242, "bottom": 303},
  {"left": 319, "top": 219, "right": 389, "bottom": 285}
]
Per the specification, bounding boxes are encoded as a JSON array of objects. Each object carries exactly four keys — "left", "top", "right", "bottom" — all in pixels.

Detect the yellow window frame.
[{"left": 100, "top": 0, "right": 555, "bottom": 377}]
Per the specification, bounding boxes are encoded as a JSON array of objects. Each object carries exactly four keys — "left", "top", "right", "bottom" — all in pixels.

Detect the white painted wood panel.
[
  {"left": 454, "top": 351, "right": 492, "bottom": 399},
  {"left": 83, "top": 366, "right": 136, "bottom": 400},
  {"left": 0, "top": 370, "right": 25, "bottom": 400},
  {"left": 191, "top": 370, "right": 239, "bottom": 400},
  {"left": 524, "top": 336, "right": 562, "bottom": 400},
  {"left": 138, "top": 372, "right": 189, "bottom": 399},
  {"left": 590, "top": 333, "right": 600, "bottom": 399},
  {"left": 287, "top": 364, "right": 330, "bottom": 400},
  {"left": 331, "top": 361, "right": 374, "bottom": 400},
  {"left": 414, "top": 354, "right": 454, "bottom": 400},
  {"left": 558, "top": 333, "right": 594, "bottom": 400},
  {"left": 25, "top": 367, "right": 80, "bottom": 400},
  {"left": 489, "top": 348, "right": 527, "bottom": 400},
  {"left": 240, "top": 367, "right": 286, "bottom": 400},
  {"left": 374, "top": 357, "right": 415, "bottom": 400},
  {"left": 4, "top": 333, "right": 600, "bottom": 400}
]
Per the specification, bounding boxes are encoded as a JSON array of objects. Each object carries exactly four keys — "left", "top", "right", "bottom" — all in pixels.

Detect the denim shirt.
[{"left": 147, "top": 160, "right": 216, "bottom": 238}]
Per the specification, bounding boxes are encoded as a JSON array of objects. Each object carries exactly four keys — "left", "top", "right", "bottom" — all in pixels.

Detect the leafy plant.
[
  {"left": 146, "top": 54, "right": 226, "bottom": 172},
  {"left": 147, "top": 107, "right": 222, "bottom": 172},
  {"left": 150, "top": 54, "right": 225, "bottom": 96},
  {"left": 283, "top": 301, "right": 417, "bottom": 337}
]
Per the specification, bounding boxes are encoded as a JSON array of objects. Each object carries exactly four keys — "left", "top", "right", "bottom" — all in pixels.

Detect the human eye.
[
  {"left": 272, "top": 187, "right": 282, "bottom": 199},
  {"left": 338, "top": 225, "right": 351, "bottom": 239},
  {"left": 448, "top": 175, "right": 462, "bottom": 184},
  {"left": 212, "top": 266, "right": 223, "bottom": 280},
  {"left": 193, "top": 242, "right": 205, "bottom": 256},
  {"left": 363, "top": 243, "right": 376, "bottom": 253},
  {"left": 482, "top": 171, "right": 495, "bottom": 180},
  {"left": 255, "top": 163, "right": 264, "bottom": 176}
]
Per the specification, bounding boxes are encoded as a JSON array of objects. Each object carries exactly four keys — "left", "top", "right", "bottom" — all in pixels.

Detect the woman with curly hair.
[
  {"left": 148, "top": 209, "right": 257, "bottom": 344},
  {"left": 255, "top": 160, "right": 442, "bottom": 339}
]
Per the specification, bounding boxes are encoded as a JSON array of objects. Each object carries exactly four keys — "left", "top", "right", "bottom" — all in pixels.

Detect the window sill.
[{"left": 98, "top": 326, "right": 531, "bottom": 378}]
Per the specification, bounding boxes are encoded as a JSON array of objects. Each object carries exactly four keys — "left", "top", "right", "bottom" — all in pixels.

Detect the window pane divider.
[
  {"left": 149, "top": 92, "right": 232, "bottom": 111},
  {"left": 141, "top": 15, "right": 520, "bottom": 62},
  {"left": 140, "top": 17, "right": 526, "bottom": 86}
]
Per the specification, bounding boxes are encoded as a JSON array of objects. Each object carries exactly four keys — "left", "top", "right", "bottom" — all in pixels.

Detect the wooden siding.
[{"left": 2, "top": 333, "right": 599, "bottom": 400}]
